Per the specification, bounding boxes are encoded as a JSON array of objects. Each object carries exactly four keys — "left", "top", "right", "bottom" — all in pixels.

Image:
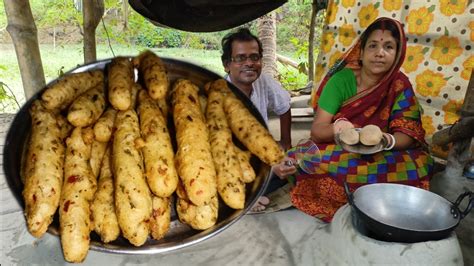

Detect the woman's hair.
[
  {"left": 360, "top": 19, "right": 401, "bottom": 51},
  {"left": 221, "top": 28, "right": 263, "bottom": 65}
]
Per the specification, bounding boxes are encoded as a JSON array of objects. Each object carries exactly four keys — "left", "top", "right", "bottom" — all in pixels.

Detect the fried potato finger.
[
  {"left": 89, "top": 139, "right": 108, "bottom": 178},
  {"left": 41, "top": 70, "right": 104, "bottom": 111},
  {"left": 23, "top": 100, "right": 65, "bottom": 238},
  {"left": 108, "top": 57, "right": 133, "bottom": 111},
  {"left": 224, "top": 96, "right": 284, "bottom": 166},
  {"left": 113, "top": 109, "right": 152, "bottom": 246},
  {"left": 135, "top": 50, "right": 169, "bottom": 100},
  {"left": 206, "top": 89, "right": 245, "bottom": 209},
  {"left": 91, "top": 146, "right": 120, "bottom": 243},
  {"left": 137, "top": 90, "right": 178, "bottom": 197},
  {"left": 60, "top": 127, "right": 96, "bottom": 263},
  {"left": 156, "top": 97, "right": 169, "bottom": 118},
  {"left": 176, "top": 182, "right": 218, "bottom": 230},
  {"left": 93, "top": 107, "right": 117, "bottom": 142},
  {"left": 67, "top": 84, "right": 106, "bottom": 127},
  {"left": 233, "top": 145, "right": 256, "bottom": 183},
  {"left": 149, "top": 196, "right": 171, "bottom": 240},
  {"left": 171, "top": 79, "right": 217, "bottom": 206}
]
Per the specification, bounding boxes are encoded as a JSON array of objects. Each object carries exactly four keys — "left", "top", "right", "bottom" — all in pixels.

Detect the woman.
[{"left": 273, "top": 17, "right": 433, "bottom": 221}]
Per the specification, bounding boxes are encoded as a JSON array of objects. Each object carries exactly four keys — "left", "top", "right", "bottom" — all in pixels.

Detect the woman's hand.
[{"left": 271, "top": 157, "right": 297, "bottom": 179}]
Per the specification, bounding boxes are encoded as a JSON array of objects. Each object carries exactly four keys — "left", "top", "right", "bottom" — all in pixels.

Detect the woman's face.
[{"left": 360, "top": 29, "right": 398, "bottom": 76}]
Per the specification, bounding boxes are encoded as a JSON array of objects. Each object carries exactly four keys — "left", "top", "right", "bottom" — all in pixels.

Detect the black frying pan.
[
  {"left": 128, "top": 0, "right": 287, "bottom": 32},
  {"left": 344, "top": 182, "right": 473, "bottom": 243}
]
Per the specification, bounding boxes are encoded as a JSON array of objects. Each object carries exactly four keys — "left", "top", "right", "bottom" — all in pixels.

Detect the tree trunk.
[
  {"left": 308, "top": 0, "right": 318, "bottom": 83},
  {"left": 4, "top": 0, "right": 45, "bottom": 100},
  {"left": 83, "top": 0, "right": 104, "bottom": 64},
  {"left": 257, "top": 12, "right": 278, "bottom": 79}
]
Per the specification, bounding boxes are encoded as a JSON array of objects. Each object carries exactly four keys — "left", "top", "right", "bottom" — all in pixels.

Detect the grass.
[{"left": 0, "top": 43, "right": 225, "bottom": 110}]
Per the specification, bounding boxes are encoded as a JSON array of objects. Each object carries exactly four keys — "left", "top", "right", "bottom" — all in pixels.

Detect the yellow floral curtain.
[{"left": 312, "top": 0, "right": 473, "bottom": 157}]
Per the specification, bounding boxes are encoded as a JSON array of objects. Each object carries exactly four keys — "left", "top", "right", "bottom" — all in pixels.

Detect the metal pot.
[{"left": 344, "top": 182, "right": 473, "bottom": 243}]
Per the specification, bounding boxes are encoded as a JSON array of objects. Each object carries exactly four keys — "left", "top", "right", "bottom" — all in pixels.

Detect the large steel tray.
[{"left": 3, "top": 57, "right": 271, "bottom": 254}]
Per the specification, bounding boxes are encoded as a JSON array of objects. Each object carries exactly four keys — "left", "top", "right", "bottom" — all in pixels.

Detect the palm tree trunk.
[
  {"left": 257, "top": 12, "right": 278, "bottom": 79},
  {"left": 4, "top": 0, "right": 45, "bottom": 100}
]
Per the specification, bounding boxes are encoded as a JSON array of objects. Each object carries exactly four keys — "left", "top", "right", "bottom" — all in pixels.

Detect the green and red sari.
[{"left": 288, "top": 17, "right": 434, "bottom": 222}]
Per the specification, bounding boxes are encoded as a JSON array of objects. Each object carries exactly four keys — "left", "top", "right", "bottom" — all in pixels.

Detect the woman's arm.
[
  {"left": 390, "top": 131, "right": 417, "bottom": 150},
  {"left": 310, "top": 107, "right": 354, "bottom": 143}
]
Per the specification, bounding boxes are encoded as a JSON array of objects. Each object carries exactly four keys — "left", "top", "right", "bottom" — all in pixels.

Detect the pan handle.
[
  {"left": 451, "top": 191, "right": 473, "bottom": 219},
  {"left": 343, "top": 181, "right": 354, "bottom": 205}
]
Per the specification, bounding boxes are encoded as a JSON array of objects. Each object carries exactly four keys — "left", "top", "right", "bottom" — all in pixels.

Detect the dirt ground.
[{"left": 1, "top": 25, "right": 84, "bottom": 45}]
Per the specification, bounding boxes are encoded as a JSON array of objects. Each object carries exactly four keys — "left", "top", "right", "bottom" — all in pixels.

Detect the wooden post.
[
  {"left": 438, "top": 69, "right": 474, "bottom": 178},
  {"left": 460, "top": 69, "right": 474, "bottom": 117},
  {"left": 83, "top": 0, "right": 104, "bottom": 64},
  {"left": 432, "top": 70, "right": 474, "bottom": 146},
  {"left": 4, "top": 0, "right": 45, "bottom": 100}
]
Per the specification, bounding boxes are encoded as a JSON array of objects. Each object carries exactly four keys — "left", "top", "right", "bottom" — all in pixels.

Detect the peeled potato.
[
  {"left": 339, "top": 128, "right": 359, "bottom": 145},
  {"left": 359, "top": 124, "right": 383, "bottom": 146}
]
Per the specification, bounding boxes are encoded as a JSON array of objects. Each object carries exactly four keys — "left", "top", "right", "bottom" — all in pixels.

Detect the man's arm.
[{"left": 279, "top": 108, "right": 292, "bottom": 150}]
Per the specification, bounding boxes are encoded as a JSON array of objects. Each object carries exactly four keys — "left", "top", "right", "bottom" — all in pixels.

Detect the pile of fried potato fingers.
[{"left": 21, "top": 51, "right": 284, "bottom": 263}]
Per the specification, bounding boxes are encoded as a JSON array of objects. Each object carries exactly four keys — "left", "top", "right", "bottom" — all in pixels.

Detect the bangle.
[{"left": 384, "top": 133, "right": 396, "bottom": 150}]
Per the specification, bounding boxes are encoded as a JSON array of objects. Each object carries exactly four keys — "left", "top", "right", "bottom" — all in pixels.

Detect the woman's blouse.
[{"left": 317, "top": 68, "right": 357, "bottom": 115}]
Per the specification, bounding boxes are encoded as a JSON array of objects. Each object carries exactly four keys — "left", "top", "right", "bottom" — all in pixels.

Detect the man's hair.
[{"left": 221, "top": 28, "right": 263, "bottom": 65}]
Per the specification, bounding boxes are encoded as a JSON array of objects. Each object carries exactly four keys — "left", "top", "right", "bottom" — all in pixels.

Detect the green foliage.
[
  {"left": 135, "top": 28, "right": 184, "bottom": 48},
  {"left": 0, "top": 80, "right": 20, "bottom": 113},
  {"left": 34, "top": 0, "right": 82, "bottom": 28},
  {"left": 276, "top": 1, "right": 312, "bottom": 52},
  {"left": 278, "top": 63, "right": 308, "bottom": 91}
]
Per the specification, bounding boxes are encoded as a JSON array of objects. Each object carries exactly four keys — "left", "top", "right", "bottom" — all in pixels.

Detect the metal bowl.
[{"left": 3, "top": 57, "right": 271, "bottom": 254}]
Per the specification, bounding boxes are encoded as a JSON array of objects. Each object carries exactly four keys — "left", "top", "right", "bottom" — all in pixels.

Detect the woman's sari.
[{"left": 289, "top": 17, "right": 434, "bottom": 222}]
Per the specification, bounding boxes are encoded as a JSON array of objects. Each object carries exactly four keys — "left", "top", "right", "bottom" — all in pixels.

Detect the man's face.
[{"left": 224, "top": 40, "right": 262, "bottom": 88}]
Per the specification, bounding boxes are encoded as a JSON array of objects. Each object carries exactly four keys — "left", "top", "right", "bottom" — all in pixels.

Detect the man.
[
  {"left": 221, "top": 28, "right": 292, "bottom": 212},
  {"left": 221, "top": 28, "right": 292, "bottom": 150}
]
